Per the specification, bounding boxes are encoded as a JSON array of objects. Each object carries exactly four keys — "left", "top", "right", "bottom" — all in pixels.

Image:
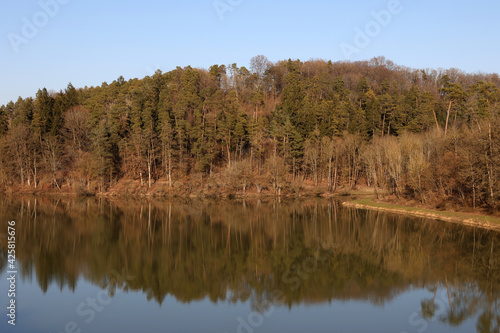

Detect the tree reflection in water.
[{"left": 0, "top": 196, "right": 498, "bottom": 332}]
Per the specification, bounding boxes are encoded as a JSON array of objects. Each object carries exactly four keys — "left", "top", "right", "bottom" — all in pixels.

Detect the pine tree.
[
  {"left": 91, "top": 119, "right": 113, "bottom": 192},
  {"left": 33, "top": 88, "right": 54, "bottom": 135}
]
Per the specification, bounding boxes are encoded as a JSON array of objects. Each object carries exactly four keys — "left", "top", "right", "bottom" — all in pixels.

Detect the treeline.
[{"left": 0, "top": 56, "right": 499, "bottom": 208}]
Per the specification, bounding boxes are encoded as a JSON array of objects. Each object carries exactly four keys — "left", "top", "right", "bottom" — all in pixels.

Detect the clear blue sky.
[{"left": 1, "top": 0, "right": 499, "bottom": 106}]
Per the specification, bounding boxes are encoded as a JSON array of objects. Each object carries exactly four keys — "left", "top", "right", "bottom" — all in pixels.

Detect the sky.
[{"left": 1, "top": 0, "right": 499, "bottom": 106}]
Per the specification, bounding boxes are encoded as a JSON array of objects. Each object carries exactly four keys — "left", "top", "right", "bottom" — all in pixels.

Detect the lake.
[{"left": 0, "top": 196, "right": 499, "bottom": 333}]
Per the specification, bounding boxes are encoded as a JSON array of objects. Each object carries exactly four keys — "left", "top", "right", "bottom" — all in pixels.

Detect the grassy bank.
[{"left": 342, "top": 198, "right": 500, "bottom": 231}]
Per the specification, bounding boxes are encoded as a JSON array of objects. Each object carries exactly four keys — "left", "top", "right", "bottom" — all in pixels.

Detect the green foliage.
[{"left": 0, "top": 57, "right": 499, "bottom": 203}]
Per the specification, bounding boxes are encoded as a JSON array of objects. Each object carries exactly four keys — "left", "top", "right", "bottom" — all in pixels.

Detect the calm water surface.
[{"left": 0, "top": 197, "right": 499, "bottom": 333}]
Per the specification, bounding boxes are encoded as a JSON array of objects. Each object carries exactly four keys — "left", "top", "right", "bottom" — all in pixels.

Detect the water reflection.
[{"left": 0, "top": 196, "right": 499, "bottom": 332}]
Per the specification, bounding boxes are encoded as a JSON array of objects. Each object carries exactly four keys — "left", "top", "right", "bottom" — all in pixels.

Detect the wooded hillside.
[{"left": 1, "top": 56, "right": 499, "bottom": 209}]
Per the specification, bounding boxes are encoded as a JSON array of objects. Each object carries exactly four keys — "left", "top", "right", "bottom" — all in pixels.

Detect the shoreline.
[
  {"left": 3, "top": 186, "right": 500, "bottom": 231},
  {"left": 342, "top": 199, "right": 500, "bottom": 232}
]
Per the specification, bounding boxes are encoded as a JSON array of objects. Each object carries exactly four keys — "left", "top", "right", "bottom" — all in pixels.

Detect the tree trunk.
[
  {"left": 250, "top": 146, "right": 253, "bottom": 171},
  {"left": 148, "top": 157, "right": 152, "bottom": 189},
  {"left": 314, "top": 159, "right": 318, "bottom": 187},
  {"left": 472, "top": 183, "right": 476, "bottom": 209},
  {"left": 488, "top": 122, "right": 495, "bottom": 201},
  {"left": 381, "top": 113, "right": 386, "bottom": 137},
  {"left": 53, "top": 172, "right": 60, "bottom": 190},
  {"left": 333, "top": 165, "right": 338, "bottom": 192},
  {"left": 33, "top": 160, "right": 37, "bottom": 189},
  {"left": 432, "top": 108, "right": 440, "bottom": 133},
  {"left": 227, "top": 138, "right": 231, "bottom": 167},
  {"left": 168, "top": 149, "right": 172, "bottom": 188},
  {"left": 328, "top": 157, "right": 332, "bottom": 191},
  {"left": 444, "top": 101, "right": 452, "bottom": 136}
]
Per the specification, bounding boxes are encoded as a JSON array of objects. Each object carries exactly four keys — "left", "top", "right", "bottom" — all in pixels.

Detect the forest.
[{"left": 0, "top": 56, "right": 499, "bottom": 210}]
